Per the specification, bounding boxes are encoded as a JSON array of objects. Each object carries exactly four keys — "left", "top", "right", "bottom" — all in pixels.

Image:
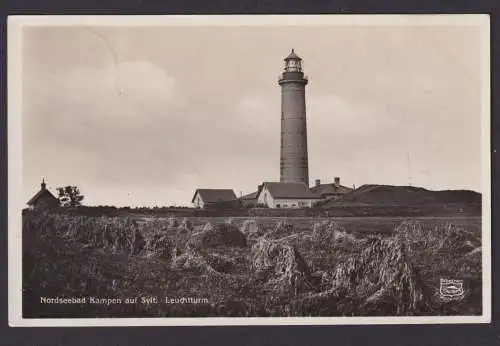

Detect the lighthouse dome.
[{"left": 284, "top": 49, "right": 302, "bottom": 61}]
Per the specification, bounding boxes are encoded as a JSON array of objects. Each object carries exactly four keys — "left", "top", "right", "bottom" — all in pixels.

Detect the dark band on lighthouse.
[{"left": 279, "top": 49, "right": 309, "bottom": 186}]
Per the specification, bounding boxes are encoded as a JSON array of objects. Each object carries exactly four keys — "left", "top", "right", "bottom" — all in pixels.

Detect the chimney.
[
  {"left": 334, "top": 177, "right": 340, "bottom": 186},
  {"left": 315, "top": 179, "right": 321, "bottom": 187},
  {"left": 41, "top": 178, "right": 46, "bottom": 190},
  {"left": 258, "top": 184, "right": 263, "bottom": 191}
]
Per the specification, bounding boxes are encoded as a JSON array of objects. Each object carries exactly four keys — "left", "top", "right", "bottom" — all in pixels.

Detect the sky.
[{"left": 20, "top": 18, "right": 487, "bottom": 207}]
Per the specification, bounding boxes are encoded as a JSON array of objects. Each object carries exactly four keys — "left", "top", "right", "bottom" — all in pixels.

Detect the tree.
[{"left": 57, "top": 186, "right": 84, "bottom": 207}]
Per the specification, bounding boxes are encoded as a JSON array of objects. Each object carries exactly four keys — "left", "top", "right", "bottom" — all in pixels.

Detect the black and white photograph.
[{"left": 8, "top": 15, "right": 490, "bottom": 326}]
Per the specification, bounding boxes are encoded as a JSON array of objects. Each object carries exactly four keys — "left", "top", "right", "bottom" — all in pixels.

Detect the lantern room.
[{"left": 284, "top": 49, "right": 303, "bottom": 72}]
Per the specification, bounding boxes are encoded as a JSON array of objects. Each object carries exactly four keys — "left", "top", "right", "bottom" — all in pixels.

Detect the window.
[{"left": 276, "top": 204, "right": 281, "bottom": 208}]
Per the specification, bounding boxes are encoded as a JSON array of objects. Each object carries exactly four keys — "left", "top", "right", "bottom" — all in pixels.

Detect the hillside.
[{"left": 320, "top": 184, "right": 481, "bottom": 208}]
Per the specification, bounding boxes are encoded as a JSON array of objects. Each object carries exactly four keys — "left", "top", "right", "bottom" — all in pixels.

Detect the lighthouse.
[{"left": 278, "top": 49, "right": 309, "bottom": 186}]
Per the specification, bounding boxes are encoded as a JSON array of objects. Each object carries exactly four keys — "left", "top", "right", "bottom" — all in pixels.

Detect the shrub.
[
  {"left": 395, "top": 220, "right": 481, "bottom": 256},
  {"left": 167, "top": 217, "right": 178, "bottom": 228},
  {"left": 251, "top": 238, "right": 313, "bottom": 296},
  {"left": 328, "top": 235, "right": 430, "bottom": 315},
  {"left": 186, "top": 223, "right": 247, "bottom": 249},
  {"left": 240, "top": 219, "right": 266, "bottom": 242},
  {"left": 179, "top": 218, "right": 193, "bottom": 232},
  {"left": 144, "top": 233, "right": 175, "bottom": 259},
  {"left": 264, "top": 219, "right": 295, "bottom": 239},
  {"left": 312, "top": 220, "right": 356, "bottom": 244}
]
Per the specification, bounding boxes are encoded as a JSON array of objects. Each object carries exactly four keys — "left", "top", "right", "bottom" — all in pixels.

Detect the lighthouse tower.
[{"left": 278, "top": 49, "right": 309, "bottom": 186}]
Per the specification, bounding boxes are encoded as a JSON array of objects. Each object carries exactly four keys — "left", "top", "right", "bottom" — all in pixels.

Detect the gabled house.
[
  {"left": 255, "top": 182, "right": 322, "bottom": 208},
  {"left": 239, "top": 191, "right": 258, "bottom": 207},
  {"left": 26, "top": 179, "right": 59, "bottom": 210},
  {"left": 310, "top": 177, "right": 353, "bottom": 201},
  {"left": 191, "top": 189, "right": 238, "bottom": 209}
]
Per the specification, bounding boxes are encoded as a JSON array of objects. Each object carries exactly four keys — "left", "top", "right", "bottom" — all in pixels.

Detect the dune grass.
[{"left": 22, "top": 211, "right": 482, "bottom": 318}]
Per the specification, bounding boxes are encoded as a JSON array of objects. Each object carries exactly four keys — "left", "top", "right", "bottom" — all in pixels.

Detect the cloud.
[
  {"left": 63, "top": 60, "right": 182, "bottom": 129},
  {"left": 24, "top": 60, "right": 185, "bottom": 138},
  {"left": 308, "top": 94, "right": 389, "bottom": 137},
  {"left": 115, "top": 61, "right": 183, "bottom": 112},
  {"left": 23, "top": 60, "right": 192, "bottom": 186},
  {"left": 235, "top": 94, "right": 280, "bottom": 135}
]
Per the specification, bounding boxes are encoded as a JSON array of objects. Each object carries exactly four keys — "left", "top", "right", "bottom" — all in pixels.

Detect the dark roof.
[
  {"left": 27, "top": 188, "right": 58, "bottom": 205},
  {"left": 191, "top": 189, "right": 237, "bottom": 203},
  {"left": 257, "top": 182, "right": 322, "bottom": 200},
  {"left": 284, "top": 49, "right": 302, "bottom": 61},
  {"left": 310, "top": 183, "right": 353, "bottom": 196},
  {"left": 240, "top": 191, "right": 258, "bottom": 200}
]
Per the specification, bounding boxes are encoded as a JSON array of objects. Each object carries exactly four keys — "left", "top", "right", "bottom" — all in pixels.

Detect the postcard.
[{"left": 8, "top": 14, "right": 490, "bottom": 326}]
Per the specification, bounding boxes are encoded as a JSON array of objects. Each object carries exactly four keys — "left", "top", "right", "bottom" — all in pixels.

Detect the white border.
[{"left": 8, "top": 14, "right": 491, "bottom": 327}]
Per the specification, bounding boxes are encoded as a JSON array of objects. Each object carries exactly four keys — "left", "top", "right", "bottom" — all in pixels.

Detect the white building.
[
  {"left": 255, "top": 182, "right": 322, "bottom": 208},
  {"left": 191, "top": 189, "right": 238, "bottom": 209}
]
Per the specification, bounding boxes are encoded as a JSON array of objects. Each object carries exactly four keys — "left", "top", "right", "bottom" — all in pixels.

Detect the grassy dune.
[{"left": 22, "top": 211, "right": 482, "bottom": 318}]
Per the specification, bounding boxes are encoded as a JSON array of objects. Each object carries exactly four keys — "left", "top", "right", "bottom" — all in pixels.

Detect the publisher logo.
[{"left": 439, "top": 278, "right": 465, "bottom": 302}]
